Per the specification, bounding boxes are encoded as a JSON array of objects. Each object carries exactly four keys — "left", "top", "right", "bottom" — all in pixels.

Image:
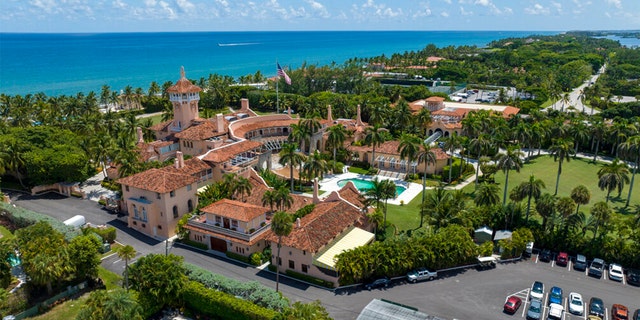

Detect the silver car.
[
  {"left": 527, "top": 299, "right": 542, "bottom": 320},
  {"left": 406, "top": 267, "right": 437, "bottom": 283}
]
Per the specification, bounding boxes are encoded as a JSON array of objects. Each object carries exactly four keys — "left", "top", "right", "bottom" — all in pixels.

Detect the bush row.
[
  {"left": 180, "top": 238, "right": 208, "bottom": 251},
  {"left": 0, "top": 202, "right": 80, "bottom": 240},
  {"left": 84, "top": 226, "right": 116, "bottom": 244},
  {"left": 181, "top": 282, "right": 278, "bottom": 320},
  {"left": 183, "top": 263, "right": 289, "bottom": 312}
]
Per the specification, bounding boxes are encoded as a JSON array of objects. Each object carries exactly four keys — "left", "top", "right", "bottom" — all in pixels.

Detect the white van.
[{"left": 63, "top": 215, "right": 86, "bottom": 228}]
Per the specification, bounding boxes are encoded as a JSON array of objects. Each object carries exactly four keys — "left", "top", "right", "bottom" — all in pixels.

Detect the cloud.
[
  {"left": 305, "top": 0, "right": 330, "bottom": 18},
  {"left": 29, "top": 0, "right": 57, "bottom": 14},
  {"left": 176, "top": 0, "right": 195, "bottom": 13},
  {"left": 475, "top": 0, "right": 490, "bottom": 6},
  {"left": 606, "top": 0, "right": 622, "bottom": 9},
  {"left": 413, "top": 3, "right": 432, "bottom": 18},
  {"left": 440, "top": 11, "right": 449, "bottom": 17},
  {"left": 525, "top": 3, "right": 550, "bottom": 15},
  {"left": 460, "top": 6, "right": 473, "bottom": 15}
]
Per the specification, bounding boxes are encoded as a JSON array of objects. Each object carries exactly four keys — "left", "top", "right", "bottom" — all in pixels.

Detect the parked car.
[
  {"left": 628, "top": 269, "right": 640, "bottom": 286},
  {"left": 365, "top": 277, "right": 390, "bottom": 290},
  {"left": 477, "top": 256, "right": 497, "bottom": 270},
  {"left": 612, "top": 304, "right": 629, "bottom": 320},
  {"left": 406, "top": 268, "right": 437, "bottom": 283},
  {"left": 588, "top": 258, "right": 605, "bottom": 278},
  {"left": 526, "top": 299, "right": 542, "bottom": 320},
  {"left": 556, "top": 252, "right": 568, "bottom": 266},
  {"left": 548, "top": 286, "right": 563, "bottom": 305},
  {"left": 589, "top": 297, "right": 605, "bottom": 318},
  {"left": 539, "top": 249, "right": 552, "bottom": 262},
  {"left": 525, "top": 241, "right": 534, "bottom": 257},
  {"left": 574, "top": 254, "right": 588, "bottom": 271},
  {"left": 587, "top": 316, "right": 603, "bottom": 320},
  {"left": 568, "top": 292, "right": 584, "bottom": 315},
  {"left": 548, "top": 303, "right": 564, "bottom": 320},
  {"left": 609, "top": 263, "right": 624, "bottom": 281},
  {"left": 530, "top": 281, "right": 544, "bottom": 300},
  {"left": 503, "top": 296, "right": 522, "bottom": 314},
  {"left": 633, "top": 309, "right": 640, "bottom": 320}
]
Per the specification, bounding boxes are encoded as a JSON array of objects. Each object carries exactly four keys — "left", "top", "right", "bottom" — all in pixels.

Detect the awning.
[{"left": 313, "top": 227, "right": 375, "bottom": 271}]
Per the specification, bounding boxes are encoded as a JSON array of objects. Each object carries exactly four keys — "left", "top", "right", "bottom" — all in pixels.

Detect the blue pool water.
[
  {"left": 337, "top": 178, "right": 406, "bottom": 196},
  {"left": 8, "top": 254, "right": 21, "bottom": 267}
]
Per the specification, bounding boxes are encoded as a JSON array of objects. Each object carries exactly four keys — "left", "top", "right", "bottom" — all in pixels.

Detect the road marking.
[
  {"left": 602, "top": 269, "right": 607, "bottom": 281},
  {"left": 621, "top": 273, "right": 626, "bottom": 285},
  {"left": 112, "top": 258, "right": 122, "bottom": 264},
  {"left": 521, "top": 289, "right": 530, "bottom": 318},
  {"left": 567, "top": 260, "right": 572, "bottom": 271},
  {"left": 605, "top": 307, "right": 608, "bottom": 320},
  {"left": 535, "top": 254, "right": 539, "bottom": 264},
  {"left": 551, "top": 260, "right": 555, "bottom": 268}
]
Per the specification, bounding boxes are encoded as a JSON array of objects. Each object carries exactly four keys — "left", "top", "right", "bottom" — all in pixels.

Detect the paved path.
[{"left": 546, "top": 65, "right": 606, "bottom": 115}]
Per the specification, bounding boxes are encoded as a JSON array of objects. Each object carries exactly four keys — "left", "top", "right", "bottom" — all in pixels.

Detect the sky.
[{"left": 0, "top": 0, "right": 638, "bottom": 33}]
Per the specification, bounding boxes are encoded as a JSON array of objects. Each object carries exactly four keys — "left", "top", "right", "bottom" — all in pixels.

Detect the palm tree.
[
  {"left": 560, "top": 92, "right": 571, "bottom": 112},
  {"left": 3, "top": 139, "right": 26, "bottom": 188},
  {"left": 116, "top": 245, "right": 136, "bottom": 291},
  {"left": 415, "top": 108, "right": 432, "bottom": 137},
  {"left": 597, "top": 159, "right": 630, "bottom": 203},
  {"left": 591, "top": 201, "right": 611, "bottom": 239},
  {"left": 303, "top": 151, "right": 328, "bottom": 181},
  {"left": 417, "top": 144, "right": 436, "bottom": 228},
  {"left": 364, "top": 125, "right": 386, "bottom": 168},
  {"left": 474, "top": 182, "right": 501, "bottom": 207},
  {"left": 366, "top": 208, "right": 384, "bottom": 236},
  {"left": 570, "top": 185, "right": 591, "bottom": 214},
  {"left": 422, "top": 186, "right": 465, "bottom": 231},
  {"left": 300, "top": 117, "right": 321, "bottom": 152},
  {"left": 443, "top": 132, "right": 462, "bottom": 183},
  {"left": 325, "top": 124, "right": 347, "bottom": 165},
  {"left": 535, "top": 193, "right": 556, "bottom": 233},
  {"left": 496, "top": 146, "right": 524, "bottom": 206},
  {"left": 364, "top": 178, "right": 396, "bottom": 230},
  {"left": 271, "top": 211, "right": 292, "bottom": 292},
  {"left": 234, "top": 176, "right": 252, "bottom": 202},
  {"left": 556, "top": 196, "right": 576, "bottom": 234},
  {"left": 261, "top": 189, "right": 278, "bottom": 213},
  {"left": 398, "top": 133, "right": 421, "bottom": 176},
  {"left": 549, "top": 138, "right": 575, "bottom": 195},
  {"left": 469, "top": 134, "right": 492, "bottom": 188},
  {"left": 275, "top": 186, "right": 293, "bottom": 211},
  {"left": 289, "top": 123, "right": 310, "bottom": 153},
  {"left": 618, "top": 135, "right": 640, "bottom": 207},
  {"left": 512, "top": 175, "right": 546, "bottom": 223},
  {"left": 279, "top": 143, "right": 305, "bottom": 192},
  {"left": 591, "top": 120, "right": 606, "bottom": 162}
]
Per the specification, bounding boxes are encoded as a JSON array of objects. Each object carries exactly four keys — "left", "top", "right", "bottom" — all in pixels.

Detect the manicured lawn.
[
  {"left": 348, "top": 166, "right": 370, "bottom": 174},
  {"left": 386, "top": 191, "right": 425, "bottom": 233},
  {"left": 0, "top": 225, "right": 14, "bottom": 239},
  {"left": 28, "top": 293, "right": 90, "bottom": 320},
  {"left": 99, "top": 266, "right": 122, "bottom": 290}
]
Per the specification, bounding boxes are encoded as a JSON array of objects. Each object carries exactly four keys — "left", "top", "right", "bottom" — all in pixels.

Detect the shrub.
[
  {"left": 478, "top": 241, "right": 494, "bottom": 257},
  {"left": 225, "top": 251, "right": 250, "bottom": 264},
  {"left": 0, "top": 286, "right": 28, "bottom": 316},
  {"left": 85, "top": 226, "right": 117, "bottom": 244},
  {"left": 183, "top": 263, "right": 289, "bottom": 312},
  {"left": 182, "top": 281, "right": 278, "bottom": 320},
  {"left": 0, "top": 202, "right": 80, "bottom": 240},
  {"left": 284, "top": 270, "right": 334, "bottom": 288},
  {"left": 293, "top": 204, "right": 315, "bottom": 220},
  {"left": 249, "top": 253, "right": 262, "bottom": 266},
  {"left": 100, "top": 180, "right": 121, "bottom": 192},
  {"left": 181, "top": 238, "right": 208, "bottom": 251}
]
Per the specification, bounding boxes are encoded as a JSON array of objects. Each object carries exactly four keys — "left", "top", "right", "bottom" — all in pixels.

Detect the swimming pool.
[
  {"left": 8, "top": 254, "right": 21, "bottom": 267},
  {"left": 337, "top": 178, "right": 406, "bottom": 196}
]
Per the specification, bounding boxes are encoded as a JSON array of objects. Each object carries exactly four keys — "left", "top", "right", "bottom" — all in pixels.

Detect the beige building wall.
[{"left": 269, "top": 243, "right": 339, "bottom": 287}]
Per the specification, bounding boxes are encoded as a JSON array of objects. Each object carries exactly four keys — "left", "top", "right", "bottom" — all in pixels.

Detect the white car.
[
  {"left": 530, "top": 281, "right": 544, "bottom": 300},
  {"left": 568, "top": 292, "right": 584, "bottom": 315},
  {"left": 609, "top": 263, "right": 624, "bottom": 281},
  {"left": 548, "top": 303, "right": 564, "bottom": 320}
]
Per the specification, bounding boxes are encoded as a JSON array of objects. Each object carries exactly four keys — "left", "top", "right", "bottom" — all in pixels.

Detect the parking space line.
[
  {"left": 535, "top": 254, "right": 539, "bottom": 263},
  {"left": 562, "top": 297, "right": 567, "bottom": 320},
  {"left": 605, "top": 308, "right": 608, "bottom": 320},
  {"left": 521, "top": 289, "right": 530, "bottom": 318},
  {"left": 602, "top": 269, "right": 607, "bottom": 281},
  {"left": 567, "top": 260, "right": 572, "bottom": 271},
  {"left": 622, "top": 274, "right": 626, "bottom": 285},
  {"left": 551, "top": 260, "right": 555, "bottom": 268}
]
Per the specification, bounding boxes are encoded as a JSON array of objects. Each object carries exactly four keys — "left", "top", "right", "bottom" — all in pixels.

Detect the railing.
[{"left": 188, "top": 220, "right": 270, "bottom": 242}]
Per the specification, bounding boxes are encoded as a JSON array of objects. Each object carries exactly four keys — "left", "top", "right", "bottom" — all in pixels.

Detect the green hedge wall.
[{"left": 181, "top": 281, "right": 278, "bottom": 320}]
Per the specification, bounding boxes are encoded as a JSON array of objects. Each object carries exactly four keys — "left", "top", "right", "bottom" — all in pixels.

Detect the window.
[
  {"left": 289, "top": 260, "right": 295, "bottom": 269},
  {"left": 125, "top": 186, "right": 129, "bottom": 192},
  {"left": 215, "top": 216, "right": 221, "bottom": 224},
  {"left": 170, "top": 190, "right": 175, "bottom": 197},
  {"left": 231, "top": 220, "right": 238, "bottom": 228},
  {"left": 157, "top": 193, "right": 161, "bottom": 199},
  {"left": 133, "top": 205, "right": 138, "bottom": 218},
  {"left": 187, "top": 184, "right": 192, "bottom": 191},
  {"left": 188, "top": 199, "right": 193, "bottom": 212},
  {"left": 277, "top": 257, "right": 282, "bottom": 266},
  {"left": 158, "top": 225, "right": 162, "bottom": 230},
  {"left": 302, "top": 264, "right": 308, "bottom": 273},
  {"left": 133, "top": 221, "right": 137, "bottom": 225},
  {"left": 173, "top": 206, "right": 179, "bottom": 218},
  {"left": 142, "top": 207, "right": 147, "bottom": 221}
]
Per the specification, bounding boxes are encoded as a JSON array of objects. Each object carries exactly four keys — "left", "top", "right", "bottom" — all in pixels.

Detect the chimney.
[
  {"left": 356, "top": 104, "right": 364, "bottom": 127},
  {"left": 287, "top": 106, "right": 292, "bottom": 116},
  {"left": 176, "top": 151, "right": 184, "bottom": 169},
  {"left": 296, "top": 217, "right": 301, "bottom": 228},
  {"left": 327, "top": 105, "right": 333, "bottom": 122},
  {"left": 216, "top": 113, "right": 224, "bottom": 132},
  {"left": 136, "top": 127, "right": 144, "bottom": 143},
  {"left": 240, "top": 98, "right": 249, "bottom": 111},
  {"left": 174, "top": 158, "right": 180, "bottom": 169},
  {"left": 313, "top": 178, "right": 320, "bottom": 204}
]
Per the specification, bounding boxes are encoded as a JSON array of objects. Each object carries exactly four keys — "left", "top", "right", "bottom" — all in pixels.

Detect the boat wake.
[{"left": 218, "top": 42, "right": 260, "bottom": 47}]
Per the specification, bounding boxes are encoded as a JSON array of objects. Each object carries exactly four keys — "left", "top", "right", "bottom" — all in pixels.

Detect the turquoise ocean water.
[{"left": 0, "top": 31, "right": 557, "bottom": 96}]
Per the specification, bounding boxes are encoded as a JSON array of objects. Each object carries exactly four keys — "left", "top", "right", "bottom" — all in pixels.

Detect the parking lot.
[{"left": 498, "top": 252, "right": 638, "bottom": 320}]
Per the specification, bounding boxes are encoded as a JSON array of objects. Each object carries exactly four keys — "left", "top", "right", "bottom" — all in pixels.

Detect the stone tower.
[{"left": 166, "top": 66, "right": 202, "bottom": 132}]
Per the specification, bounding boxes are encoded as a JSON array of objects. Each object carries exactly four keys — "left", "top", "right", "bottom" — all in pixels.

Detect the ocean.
[{"left": 0, "top": 31, "right": 558, "bottom": 97}]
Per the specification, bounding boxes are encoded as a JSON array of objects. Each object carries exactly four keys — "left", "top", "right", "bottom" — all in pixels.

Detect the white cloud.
[
  {"left": 112, "top": 0, "right": 127, "bottom": 9},
  {"left": 305, "top": 0, "right": 330, "bottom": 18},
  {"left": 30, "top": 0, "right": 57, "bottom": 14},
  {"left": 443, "top": 0, "right": 452, "bottom": 3},
  {"left": 440, "top": 11, "right": 449, "bottom": 17},
  {"left": 475, "top": 0, "right": 490, "bottom": 6},
  {"left": 606, "top": 0, "right": 622, "bottom": 9},
  {"left": 460, "top": 6, "right": 473, "bottom": 15},
  {"left": 176, "top": 0, "right": 195, "bottom": 13},
  {"left": 413, "top": 3, "right": 432, "bottom": 18},
  {"left": 525, "top": 3, "right": 549, "bottom": 15}
]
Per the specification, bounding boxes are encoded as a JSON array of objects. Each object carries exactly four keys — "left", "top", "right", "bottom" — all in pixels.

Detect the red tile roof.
[
  {"left": 337, "top": 183, "right": 366, "bottom": 209},
  {"left": 232, "top": 119, "right": 299, "bottom": 138},
  {"left": 201, "top": 140, "right": 262, "bottom": 164},
  {"left": 183, "top": 224, "right": 266, "bottom": 246},
  {"left": 149, "top": 120, "right": 173, "bottom": 132},
  {"left": 162, "top": 157, "right": 211, "bottom": 176},
  {"left": 346, "top": 141, "right": 449, "bottom": 160},
  {"left": 167, "top": 68, "right": 202, "bottom": 93},
  {"left": 174, "top": 120, "right": 228, "bottom": 141},
  {"left": 200, "top": 199, "right": 267, "bottom": 222},
  {"left": 117, "top": 168, "right": 198, "bottom": 193}
]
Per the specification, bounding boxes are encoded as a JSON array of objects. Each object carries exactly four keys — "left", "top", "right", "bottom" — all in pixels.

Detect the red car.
[
  {"left": 612, "top": 304, "right": 629, "bottom": 320},
  {"left": 556, "top": 252, "right": 568, "bottom": 266},
  {"left": 504, "top": 296, "right": 522, "bottom": 314}
]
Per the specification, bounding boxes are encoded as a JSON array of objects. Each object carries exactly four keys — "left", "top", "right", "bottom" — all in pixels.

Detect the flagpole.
[{"left": 276, "top": 59, "right": 279, "bottom": 114}]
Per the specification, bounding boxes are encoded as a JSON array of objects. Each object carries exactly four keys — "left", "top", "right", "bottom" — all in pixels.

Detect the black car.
[
  {"left": 589, "top": 297, "right": 605, "bottom": 318},
  {"left": 588, "top": 258, "right": 605, "bottom": 278},
  {"left": 539, "top": 249, "right": 552, "bottom": 262},
  {"left": 633, "top": 308, "right": 640, "bottom": 320},
  {"left": 574, "top": 254, "right": 588, "bottom": 271},
  {"left": 627, "top": 268, "right": 640, "bottom": 286},
  {"left": 365, "top": 277, "right": 390, "bottom": 290}
]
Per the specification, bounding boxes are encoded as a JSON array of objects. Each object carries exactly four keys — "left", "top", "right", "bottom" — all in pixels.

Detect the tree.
[
  {"left": 556, "top": 197, "right": 576, "bottom": 234},
  {"left": 116, "top": 245, "right": 136, "bottom": 291},
  {"left": 271, "top": 211, "right": 293, "bottom": 292},
  {"left": 279, "top": 143, "right": 305, "bottom": 192},
  {"left": 496, "top": 146, "right": 524, "bottom": 206},
  {"left": 443, "top": 132, "right": 462, "bottom": 183},
  {"left": 597, "top": 159, "right": 630, "bottom": 203},
  {"left": 262, "top": 189, "right": 278, "bottom": 213},
  {"left": 549, "top": 138, "right": 575, "bottom": 195},
  {"left": 618, "top": 135, "right": 640, "bottom": 207},
  {"left": 303, "top": 151, "right": 328, "bottom": 181},
  {"left": 282, "top": 300, "right": 332, "bottom": 320},
  {"left": 364, "top": 125, "right": 386, "bottom": 168},
  {"left": 234, "top": 176, "right": 252, "bottom": 202},
  {"left": 77, "top": 289, "right": 143, "bottom": 320},
  {"left": 128, "top": 254, "right": 186, "bottom": 309},
  {"left": 591, "top": 201, "right": 612, "bottom": 239},
  {"left": 326, "top": 124, "right": 347, "bottom": 165},
  {"left": 365, "top": 178, "right": 396, "bottom": 230},
  {"left": 417, "top": 145, "right": 436, "bottom": 228},
  {"left": 422, "top": 186, "right": 466, "bottom": 231},
  {"left": 512, "top": 175, "right": 546, "bottom": 223},
  {"left": 469, "top": 134, "right": 492, "bottom": 188},
  {"left": 474, "top": 182, "right": 501, "bottom": 207},
  {"left": 535, "top": 193, "right": 556, "bottom": 233},
  {"left": 570, "top": 185, "right": 591, "bottom": 214},
  {"left": 68, "top": 235, "right": 101, "bottom": 281},
  {"left": 398, "top": 133, "right": 421, "bottom": 175},
  {"left": 366, "top": 208, "right": 384, "bottom": 235}
]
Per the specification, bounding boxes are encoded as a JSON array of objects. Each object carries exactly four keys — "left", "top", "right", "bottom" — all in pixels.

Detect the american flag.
[{"left": 277, "top": 63, "right": 291, "bottom": 85}]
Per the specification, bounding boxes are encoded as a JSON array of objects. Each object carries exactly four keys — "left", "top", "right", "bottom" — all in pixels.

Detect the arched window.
[
  {"left": 188, "top": 199, "right": 193, "bottom": 212},
  {"left": 173, "top": 205, "right": 179, "bottom": 219},
  {"left": 133, "top": 205, "right": 138, "bottom": 218}
]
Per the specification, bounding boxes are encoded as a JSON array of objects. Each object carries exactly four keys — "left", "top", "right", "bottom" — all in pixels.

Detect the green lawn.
[
  {"left": 99, "top": 266, "right": 122, "bottom": 290},
  {"left": 386, "top": 191, "right": 425, "bottom": 234},
  {"left": 0, "top": 225, "right": 14, "bottom": 240}
]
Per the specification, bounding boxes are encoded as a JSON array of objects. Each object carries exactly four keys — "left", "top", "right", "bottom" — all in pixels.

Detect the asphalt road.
[{"left": 7, "top": 192, "right": 639, "bottom": 320}]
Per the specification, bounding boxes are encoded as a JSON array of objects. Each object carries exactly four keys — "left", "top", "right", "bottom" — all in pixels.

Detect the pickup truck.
[{"left": 406, "top": 268, "right": 438, "bottom": 283}]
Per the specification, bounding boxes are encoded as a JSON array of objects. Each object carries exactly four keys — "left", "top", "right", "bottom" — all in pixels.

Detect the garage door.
[{"left": 210, "top": 237, "right": 227, "bottom": 252}]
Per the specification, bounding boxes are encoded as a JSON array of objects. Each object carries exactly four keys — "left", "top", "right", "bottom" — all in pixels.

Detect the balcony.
[{"left": 187, "top": 219, "right": 271, "bottom": 242}]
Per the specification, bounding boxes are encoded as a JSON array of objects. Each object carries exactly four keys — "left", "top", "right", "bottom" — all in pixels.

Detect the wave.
[{"left": 218, "top": 42, "right": 260, "bottom": 47}]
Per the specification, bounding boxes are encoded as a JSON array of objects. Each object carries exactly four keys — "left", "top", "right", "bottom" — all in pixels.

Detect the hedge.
[
  {"left": 183, "top": 263, "right": 289, "bottom": 312},
  {"left": 181, "top": 281, "right": 278, "bottom": 320},
  {"left": 226, "top": 251, "right": 251, "bottom": 264},
  {"left": 84, "top": 226, "right": 117, "bottom": 243},
  {"left": 0, "top": 202, "right": 80, "bottom": 240},
  {"left": 180, "top": 238, "right": 208, "bottom": 251},
  {"left": 284, "top": 270, "right": 334, "bottom": 289}
]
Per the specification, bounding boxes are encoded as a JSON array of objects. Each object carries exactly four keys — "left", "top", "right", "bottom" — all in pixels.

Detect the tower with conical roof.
[{"left": 167, "top": 67, "right": 202, "bottom": 132}]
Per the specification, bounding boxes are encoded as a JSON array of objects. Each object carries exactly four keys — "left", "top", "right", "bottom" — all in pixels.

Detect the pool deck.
[{"left": 318, "top": 172, "right": 423, "bottom": 206}]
